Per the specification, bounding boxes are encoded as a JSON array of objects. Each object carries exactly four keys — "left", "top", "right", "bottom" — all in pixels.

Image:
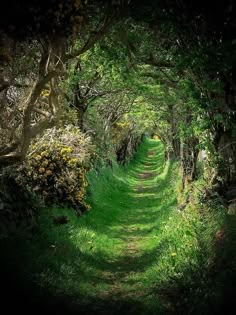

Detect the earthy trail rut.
[{"left": 90, "top": 148, "right": 162, "bottom": 313}]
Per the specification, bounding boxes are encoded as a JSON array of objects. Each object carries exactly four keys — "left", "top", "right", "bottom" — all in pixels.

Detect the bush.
[
  {"left": 19, "top": 125, "right": 94, "bottom": 213},
  {"left": 0, "top": 169, "right": 39, "bottom": 238}
]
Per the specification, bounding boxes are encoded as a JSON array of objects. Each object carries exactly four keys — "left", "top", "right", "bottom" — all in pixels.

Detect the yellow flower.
[
  {"left": 40, "top": 151, "right": 48, "bottom": 157},
  {"left": 34, "top": 154, "right": 41, "bottom": 161},
  {"left": 41, "top": 89, "right": 50, "bottom": 97},
  {"left": 68, "top": 158, "right": 78, "bottom": 167},
  {"left": 48, "top": 163, "right": 54, "bottom": 169},
  {"left": 42, "top": 159, "right": 49, "bottom": 167},
  {"left": 60, "top": 147, "right": 72, "bottom": 155},
  {"left": 39, "top": 167, "right": 45, "bottom": 173},
  {"left": 171, "top": 252, "right": 177, "bottom": 257}
]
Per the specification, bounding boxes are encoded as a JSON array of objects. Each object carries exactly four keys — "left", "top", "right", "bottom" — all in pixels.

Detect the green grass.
[{"left": 1, "top": 138, "right": 235, "bottom": 314}]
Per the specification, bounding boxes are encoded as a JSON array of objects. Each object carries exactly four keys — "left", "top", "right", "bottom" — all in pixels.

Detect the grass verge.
[{"left": 0, "top": 138, "right": 235, "bottom": 314}]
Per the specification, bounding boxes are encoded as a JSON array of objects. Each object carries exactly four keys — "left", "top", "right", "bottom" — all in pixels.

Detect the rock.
[{"left": 227, "top": 202, "right": 236, "bottom": 215}]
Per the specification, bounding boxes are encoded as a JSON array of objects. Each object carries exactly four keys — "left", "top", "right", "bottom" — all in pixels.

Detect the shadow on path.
[{"left": 0, "top": 140, "right": 176, "bottom": 315}]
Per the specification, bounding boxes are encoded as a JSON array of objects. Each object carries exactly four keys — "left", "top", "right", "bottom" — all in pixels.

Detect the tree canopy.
[{"left": 0, "top": 0, "right": 235, "bottom": 186}]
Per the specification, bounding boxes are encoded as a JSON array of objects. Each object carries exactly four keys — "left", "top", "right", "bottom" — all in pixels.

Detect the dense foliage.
[
  {"left": 0, "top": 2, "right": 235, "bottom": 314},
  {"left": 19, "top": 126, "right": 93, "bottom": 212}
]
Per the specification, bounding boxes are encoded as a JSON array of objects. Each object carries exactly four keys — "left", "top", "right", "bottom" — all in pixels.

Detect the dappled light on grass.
[
  {"left": 1, "top": 139, "right": 174, "bottom": 313},
  {"left": 0, "top": 138, "right": 231, "bottom": 315}
]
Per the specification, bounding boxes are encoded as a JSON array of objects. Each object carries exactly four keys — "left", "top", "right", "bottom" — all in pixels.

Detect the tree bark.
[{"left": 180, "top": 136, "right": 199, "bottom": 189}]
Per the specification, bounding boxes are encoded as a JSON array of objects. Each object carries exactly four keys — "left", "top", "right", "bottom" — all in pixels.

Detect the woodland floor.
[{"left": 1, "top": 141, "right": 180, "bottom": 314}]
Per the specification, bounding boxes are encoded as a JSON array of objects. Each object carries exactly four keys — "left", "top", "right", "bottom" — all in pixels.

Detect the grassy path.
[
  {"left": 53, "top": 139, "right": 178, "bottom": 314},
  {"left": 95, "top": 147, "right": 168, "bottom": 303},
  {"left": 1, "top": 139, "right": 235, "bottom": 315},
  {"left": 2, "top": 139, "right": 179, "bottom": 314}
]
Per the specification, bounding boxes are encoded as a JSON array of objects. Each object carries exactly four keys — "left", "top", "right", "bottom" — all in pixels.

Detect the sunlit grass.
[{"left": 0, "top": 138, "right": 233, "bottom": 314}]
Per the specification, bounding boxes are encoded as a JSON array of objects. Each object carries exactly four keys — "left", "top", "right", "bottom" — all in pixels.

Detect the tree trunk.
[
  {"left": 76, "top": 104, "right": 87, "bottom": 132},
  {"left": 213, "top": 128, "right": 236, "bottom": 186},
  {"left": 116, "top": 135, "right": 131, "bottom": 163},
  {"left": 172, "top": 136, "right": 181, "bottom": 159},
  {"left": 181, "top": 137, "right": 199, "bottom": 189}
]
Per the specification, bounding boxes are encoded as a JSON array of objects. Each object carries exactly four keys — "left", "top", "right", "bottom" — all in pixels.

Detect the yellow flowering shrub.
[{"left": 21, "top": 126, "right": 94, "bottom": 213}]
